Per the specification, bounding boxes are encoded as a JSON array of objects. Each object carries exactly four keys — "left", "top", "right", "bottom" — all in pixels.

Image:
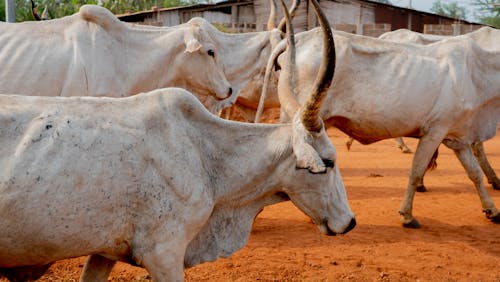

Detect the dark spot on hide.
[{"left": 45, "top": 124, "right": 52, "bottom": 130}]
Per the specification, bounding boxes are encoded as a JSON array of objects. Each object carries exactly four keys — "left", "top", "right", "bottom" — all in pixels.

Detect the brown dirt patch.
[{"left": 3, "top": 129, "right": 500, "bottom": 281}]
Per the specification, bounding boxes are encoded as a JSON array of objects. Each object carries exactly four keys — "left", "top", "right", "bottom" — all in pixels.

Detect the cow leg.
[
  {"left": 345, "top": 136, "right": 354, "bottom": 151},
  {"left": 399, "top": 133, "right": 445, "bottom": 228},
  {"left": 472, "top": 141, "right": 500, "bottom": 190},
  {"left": 79, "top": 255, "right": 116, "bottom": 282},
  {"left": 449, "top": 143, "right": 500, "bottom": 222},
  {"left": 394, "top": 137, "right": 412, "bottom": 154},
  {"left": 140, "top": 244, "right": 185, "bottom": 282}
]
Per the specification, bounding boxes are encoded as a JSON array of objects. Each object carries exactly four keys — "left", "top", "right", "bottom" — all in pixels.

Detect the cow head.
[
  {"left": 278, "top": 0, "right": 355, "bottom": 235},
  {"left": 180, "top": 24, "right": 233, "bottom": 101}
]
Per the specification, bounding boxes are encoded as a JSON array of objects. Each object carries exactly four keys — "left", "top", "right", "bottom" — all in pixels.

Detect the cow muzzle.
[{"left": 319, "top": 217, "right": 356, "bottom": 236}]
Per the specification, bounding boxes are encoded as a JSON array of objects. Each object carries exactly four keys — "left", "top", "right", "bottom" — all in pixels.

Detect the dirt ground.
[{"left": 3, "top": 126, "right": 500, "bottom": 282}]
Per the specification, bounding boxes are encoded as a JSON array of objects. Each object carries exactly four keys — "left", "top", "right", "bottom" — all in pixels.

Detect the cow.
[
  {"left": 347, "top": 27, "right": 500, "bottom": 156},
  {"left": 379, "top": 28, "right": 447, "bottom": 45},
  {"left": 0, "top": 1, "right": 355, "bottom": 281},
  {"left": 0, "top": 5, "right": 232, "bottom": 113},
  {"left": 377, "top": 27, "right": 500, "bottom": 190},
  {"left": 264, "top": 14, "right": 500, "bottom": 228},
  {"left": 180, "top": 16, "right": 283, "bottom": 115}
]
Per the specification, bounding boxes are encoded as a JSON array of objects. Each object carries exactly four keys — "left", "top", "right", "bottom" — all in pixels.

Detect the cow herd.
[{"left": 0, "top": 0, "right": 498, "bottom": 281}]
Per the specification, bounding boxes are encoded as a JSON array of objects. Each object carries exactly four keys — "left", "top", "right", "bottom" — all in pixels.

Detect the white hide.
[
  {"left": 0, "top": 5, "right": 231, "bottom": 103},
  {"left": 0, "top": 88, "right": 355, "bottom": 281},
  {"left": 278, "top": 28, "right": 500, "bottom": 226},
  {"left": 379, "top": 28, "right": 448, "bottom": 45}
]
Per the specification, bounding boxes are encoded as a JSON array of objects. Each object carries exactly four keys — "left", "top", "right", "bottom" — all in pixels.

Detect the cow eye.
[
  {"left": 322, "top": 158, "right": 335, "bottom": 168},
  {"left": 207, "top": 49, "right": 215, "bottom": 57}
]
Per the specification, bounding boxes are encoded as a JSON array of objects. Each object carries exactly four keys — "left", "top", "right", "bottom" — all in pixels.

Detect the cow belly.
[
  {"left": 327, "top": 115, "right": 421, "bottom": 144},
  {"left": 0, "top": 179, "right": 130, "bottom": 267}
]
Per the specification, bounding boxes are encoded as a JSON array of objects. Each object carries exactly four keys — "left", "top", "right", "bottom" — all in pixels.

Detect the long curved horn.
[
  {"left": 255, "top": 39, "right": 287, "bottom": 123},
  {"left": 267, "top": 0, "right": 277, "bottom": 30},
  {"left": 300, "top": 0, "right": 335, "bottom": 132},
  {"left": 277, "top": 0, "right": 300, "bottom": 33},
  {"left": 31, "top": 0, "right": 42, "bottom": 21},
  {"left": 278, "top": 0, "right": 301, "bottom": 119}
]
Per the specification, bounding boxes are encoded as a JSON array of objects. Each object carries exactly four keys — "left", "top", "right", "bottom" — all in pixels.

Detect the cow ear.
[
  {"left": 185, "top": 37, "right": 202, "bottom": 53},
  {"left": 294, "top": 140, "right": 327, "bottom": 174},
  {"left": 292, "top": 118, "right": 327, "bottom": 174}
]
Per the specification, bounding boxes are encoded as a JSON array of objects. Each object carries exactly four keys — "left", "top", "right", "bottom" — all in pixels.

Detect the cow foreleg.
[
  {"left": 472, "top": 141, "right": 500, "bottom": 190},
  {"left": 450, "top": 143, "right": 500, "bottom": 223},
  {"left": 79, "top": 255, "right": 116, "bottom": 282},
  {"left": 394, "top": 137, "right": 412, "bottom": 154},
  {"left": 399, "top": 133, "right": 445, "bottom": 228},
  {"left": 139, "top": 244, "right": 185, "bottom": 282}
]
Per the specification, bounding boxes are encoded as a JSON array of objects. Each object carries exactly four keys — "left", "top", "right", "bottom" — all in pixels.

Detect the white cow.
[
  {"left": 0, "top": 3, "right": 355, "bottom": 281},
  {"left": 269, "top": 13, "right": 500, "bottom": 228},
  {"left": 182, "top": 16, "right": 283, "bottom": 114},
  {"left": 379, "top": 28, "right": 448, "bottom": 44},
  {"left": 377, "top": 27, "right": 500, "bottom": 190},
  {"left": 0, "top": 5, "right": 232, "bottom": 112}
]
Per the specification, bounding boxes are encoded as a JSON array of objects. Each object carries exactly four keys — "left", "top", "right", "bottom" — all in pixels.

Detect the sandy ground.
[{"left": 2, "top": 126, "right": 499, "bottom": 281}]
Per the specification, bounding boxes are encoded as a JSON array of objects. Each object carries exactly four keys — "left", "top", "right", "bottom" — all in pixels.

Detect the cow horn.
[
  {"left": 267, "top": 0, "right": 277, "bottom": 30},
  {"left": 278, "top": 0, "right": 301, "bottom": 118},
  {"left": 31, "top": 0, "right": 42, "bottom": 21},
  {"left": 277, "top": 0, "right": 301, "bottom": 33},
  {"left": 300, "top": 0, "right": 335, "bottom": 132}
]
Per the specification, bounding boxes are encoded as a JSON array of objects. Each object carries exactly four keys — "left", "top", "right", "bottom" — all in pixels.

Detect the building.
[{"left": 117, "top": 0, "right": 484, "bottom": 36}]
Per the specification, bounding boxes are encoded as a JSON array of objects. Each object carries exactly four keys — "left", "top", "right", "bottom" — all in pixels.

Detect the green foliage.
[
  {"left": 0, "top": 1, "right": 5, "bottom": 21},
  {"left": 163, "top": 0, "right": 199, "bottom": 8},
  {"left": 430, "top": 0, "right": 467, "bottom": 19},
  {"left": 472, "top": 0, "right": 500, "bottom": 28},
  {"left": 7, "top": 0, "right": 207, "bottom": 22}
]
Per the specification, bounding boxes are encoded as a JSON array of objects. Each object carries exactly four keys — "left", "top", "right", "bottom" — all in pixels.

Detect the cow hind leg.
[
  {"left": 472, "top": 141, "right": 500, "bottom": 190},
  {"left": 447, "top": 141, "right": 500, "bottom": 223},
  {"left": 79, "top": 255, "right": 117, "bottom": 282},
  {"left": 399, "top": 131, "right": 446, "bottom": 228},
  {"left": 0, "top": 264, "right": 52, "bottom": 282},
  {"left": 345, "top": 136, "right": 354, "bottom": 151}
]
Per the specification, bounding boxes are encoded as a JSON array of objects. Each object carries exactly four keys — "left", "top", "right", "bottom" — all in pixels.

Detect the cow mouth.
[
  {"left": 216, "top": 87, "right": 233, "bottom": 100},
  {"left": 319, "top": 217, "right": 356, "bottom": 236}
]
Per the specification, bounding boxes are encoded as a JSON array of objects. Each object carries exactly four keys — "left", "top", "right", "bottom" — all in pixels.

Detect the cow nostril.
[
  {"left": 342, "top": 218, "right": 356, "bottom": 234},
  {"left": 228, "top": 87, "right": 233, "bottom": 97}
]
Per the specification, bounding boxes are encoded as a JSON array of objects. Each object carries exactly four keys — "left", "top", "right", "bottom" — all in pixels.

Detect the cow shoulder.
[{"left": 78, "top": 5, "right": 126, "bottom": 33}]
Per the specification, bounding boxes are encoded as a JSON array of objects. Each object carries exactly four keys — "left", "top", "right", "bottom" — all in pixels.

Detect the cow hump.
[{"left": 79, "top": 5, "right": 125, "bottom": 33}]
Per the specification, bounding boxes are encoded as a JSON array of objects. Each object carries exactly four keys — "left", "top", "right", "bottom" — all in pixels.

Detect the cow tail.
[{"left": 426, "top": 147, "right": 439, "bottom": 171}]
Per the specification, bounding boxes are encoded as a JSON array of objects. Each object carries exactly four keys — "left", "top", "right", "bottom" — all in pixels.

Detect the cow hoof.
[
  {"left": 416, "top": 185, "right": 427, "bottom": 192},
  {"left": 483, "top": 209, "right": 500, "bottom": 223},
  {"left": 401, "top": 147, "right": 413, "bottom": 154},
  {"left": 491, "top": 181, "right": 500, "bottom": 190},
  {"left": 402, "top": 219, "right": 421, "bottom": 229},
  {"left": 492, "top": 215, "right": 500, "bottom": 223}
]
